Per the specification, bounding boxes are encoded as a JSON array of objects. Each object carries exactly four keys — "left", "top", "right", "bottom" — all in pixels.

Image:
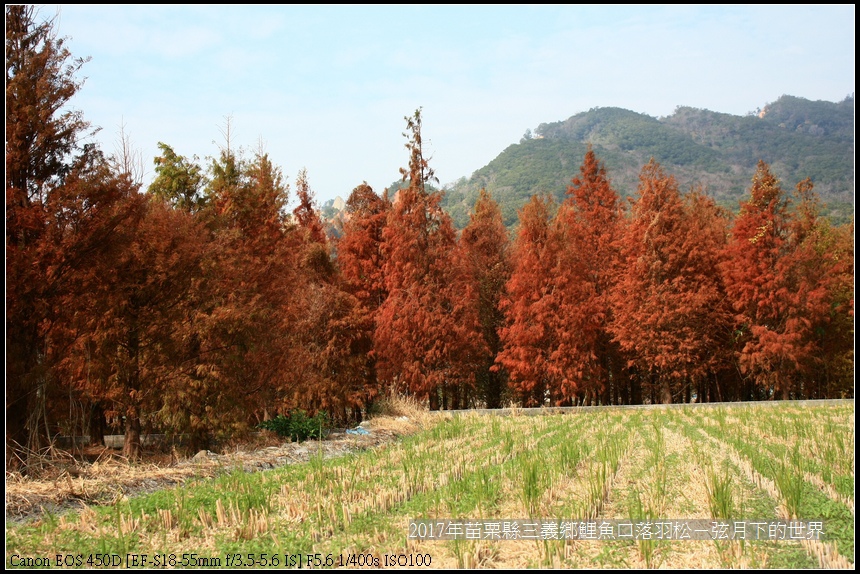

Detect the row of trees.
[
  {"left": 6, "top": 6, "right": 366, "bottom": 463},
  {"left": 497, "top": 152, "right": 853, "bottom": 408},
  {"left": 6, "top": 6, "right": 853, "bottom": 467}
]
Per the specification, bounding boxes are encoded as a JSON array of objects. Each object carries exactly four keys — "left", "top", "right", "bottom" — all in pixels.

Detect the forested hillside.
[{"left": 442, "top": 95, "right": 854, "bottom": 228}]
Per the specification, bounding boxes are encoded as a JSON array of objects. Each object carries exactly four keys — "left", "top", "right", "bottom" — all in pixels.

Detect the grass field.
[{"left": 5, "top": 400, "right": 854, "bottom": 569}]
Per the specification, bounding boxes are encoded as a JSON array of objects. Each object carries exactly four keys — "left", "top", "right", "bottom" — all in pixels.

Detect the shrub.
[{"left": 258, "top": 410, "right": 330, "bottom": 442}]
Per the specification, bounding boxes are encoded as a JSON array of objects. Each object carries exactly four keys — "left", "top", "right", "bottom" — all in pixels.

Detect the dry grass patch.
[
  {"left": 367, "top": 393, "right": 447, "bottom": 435},
  {"left": 6, "top": 399, "right": 431, "bottom": 524}
]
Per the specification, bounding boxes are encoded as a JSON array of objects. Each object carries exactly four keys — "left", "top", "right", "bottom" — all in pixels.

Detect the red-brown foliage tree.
[
  {"left": 496, "top": 194, "right": 560, "bottom": 406},
  {"left": 293, "top": 168, "right": 328, "bottom": 246},
  {"left": 720, "top": 161, "right": 830, "bottom": 400},
  {"left": 375, "top": 110, "right": 485, "bottom": 409},
  {"left": 336, "top": 183, "right": 391, "bottom": 409},
  {"left": 611, "top": 160, "right": 732, "bottom": 404},
  {"left": 63, "top": 194, "right": 211, "bottom": 459},
  {"left": 681, "top": 190, "right": 736, "bottom": 402},
  {"left": 550, "top": 148, "right": 627, "bottom": 405},
  {"left": 200, "top": 146, "right": 299, "bottom": 433},
  {"left": 459, "top": 189, "right": 513, "bottom": 408},
  {"left": 774, "top": 179, "right": 853, "bottom": 398},
  {"left": 338, "top": 183, "right": 390, "bottom": 312},
  {"left": 6, "top": 6, "right": 139, "bottom": 464},
  {"left": 286, "top": 170, "right": 373, "bottom": 422},
  {"left": 813, "top": 220, "right": 854, "bottom": 398}
]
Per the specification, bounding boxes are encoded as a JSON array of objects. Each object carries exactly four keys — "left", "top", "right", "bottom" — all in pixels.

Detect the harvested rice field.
[{"left": 5, "top": 400, "right": 854, "bottom": 569}]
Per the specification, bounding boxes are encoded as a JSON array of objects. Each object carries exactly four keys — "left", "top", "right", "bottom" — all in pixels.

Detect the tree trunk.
[
  {"left": 600, "top": 381, "right": 610, "bottom": 406},
  {"left": 122, "top": 410, "right": 141, "bottom": 460},
  {"left": 429, "top": 389, "right": 439, "bottom": 411},
  {"left": 631, "top": 374, "right": 642, "bottom": 405},
  {"left": 661, "top": 377, "right": 672, "bottom": 405},
  {"left": 451, "top": 385, "right": 461, "bottom": 410},
  {"left": 6, "top": 397, "right": 30, "bottom": 469},
  {"left": 122, "top": 315, "right": 142, "bottom": 460},
  {"left": 188, "top": 429, "right": 210, "bottom": 454},
  {"left": 89, "top": 403, "right": 106, "bottom": 446},
  {"left": 486, "top": 368, "right": 503, "bottom": 409}
]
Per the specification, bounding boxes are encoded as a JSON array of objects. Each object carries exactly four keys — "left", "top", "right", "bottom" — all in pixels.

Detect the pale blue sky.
[{"left": 45, "top": 4, "right": 855, "bottom": 205}]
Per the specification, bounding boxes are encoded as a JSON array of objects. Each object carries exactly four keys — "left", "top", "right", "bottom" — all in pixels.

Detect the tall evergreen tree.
[
  {"left": 148, "top": 142, "right": 207, "bottom": 213},
  {"left": 611, "top": 160, "right": 732, "bottom": 404},
  {"left": 375, "top": 110, "right": 485, "bottom": 409},
  {"left": 6, "top": 6, "right": 134, "bottom": 464},
  {"left": 550, "top": 148, "right": 626, "bottom": 405},
  {"left": 336, "top": 183, "right": 391, "bottom": 409},
  {"left": 459, "top": 189, "right": 512, "bottom": 408},
  {"left": 721, "top": 161, "right": 797, "bottom": 399},
  {"left": 496, "top": 194, "right": 560, "bottom": 406}
]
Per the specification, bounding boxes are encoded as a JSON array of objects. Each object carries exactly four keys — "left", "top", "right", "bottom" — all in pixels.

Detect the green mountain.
[{"left": 441, "top": 94, "right": 855, "bottom": 228}]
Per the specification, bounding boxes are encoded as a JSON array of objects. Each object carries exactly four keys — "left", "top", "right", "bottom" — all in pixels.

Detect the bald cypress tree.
[
  {"left": 375, "top": 110, "right": 485, "bottom": 409},
  {"left": 496, "top": 194, "right": 560, "bottom": 406},
  {"left": 459, "top": 190, "right": 512, "bottom": 408},
  {"left": 611, "top": 160, "right": 732, "bottom": 405},
  {"left": 721, "top": 161, "right": 796, "bottom": 399},
  {"left": 6, "top": 6, "right": 132, "bottom": 465},
  {"left": 549, "top": 148, "right": 626, "bottom": 405}
]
